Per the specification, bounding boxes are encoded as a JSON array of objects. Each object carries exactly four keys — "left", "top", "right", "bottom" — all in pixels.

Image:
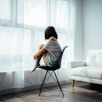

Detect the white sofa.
[{"left": 69, "top": 49, "right": 102, "bottom": 86}]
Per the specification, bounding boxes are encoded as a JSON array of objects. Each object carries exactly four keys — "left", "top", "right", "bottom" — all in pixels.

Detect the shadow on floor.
[{"left": 80, "top": 83, "right": 102, "bottom": 92}]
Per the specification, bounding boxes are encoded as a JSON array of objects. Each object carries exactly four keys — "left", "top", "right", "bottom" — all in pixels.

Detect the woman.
[{"left": 31, "top": 26, "right": 61, "bottom": 72}]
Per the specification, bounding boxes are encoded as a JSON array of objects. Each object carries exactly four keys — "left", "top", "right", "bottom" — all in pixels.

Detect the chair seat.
[{"left": 38, "top": 65, "right": 60, "bottom": 70}]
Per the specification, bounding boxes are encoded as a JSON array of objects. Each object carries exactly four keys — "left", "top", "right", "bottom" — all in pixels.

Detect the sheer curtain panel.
[{"left": 0, "top": 0, "right": 76, "bottom": 90}]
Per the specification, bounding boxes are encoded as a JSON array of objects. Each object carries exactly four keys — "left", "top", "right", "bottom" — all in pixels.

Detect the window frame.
[{"left": 0, "top": 0, "right": 16, "bottom": 26}]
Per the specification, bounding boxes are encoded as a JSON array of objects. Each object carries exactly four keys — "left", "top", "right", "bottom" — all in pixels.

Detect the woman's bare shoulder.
[{"left": 49, "top": 37, "right": 57, "bottom": 41}]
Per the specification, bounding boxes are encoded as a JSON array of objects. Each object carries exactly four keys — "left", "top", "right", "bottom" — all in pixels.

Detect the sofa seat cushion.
[{"left": 71, "top": 67, "right": 102, "bottom": 79}]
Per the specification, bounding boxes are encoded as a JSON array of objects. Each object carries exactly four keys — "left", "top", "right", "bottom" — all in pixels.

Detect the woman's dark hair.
[{"left": 44, "top": 26, "right": 58, "bottom": 39}]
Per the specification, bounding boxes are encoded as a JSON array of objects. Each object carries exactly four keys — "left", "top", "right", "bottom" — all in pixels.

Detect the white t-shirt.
[{"left": 44, "top": 39, "right": 61, "bottom": 67}]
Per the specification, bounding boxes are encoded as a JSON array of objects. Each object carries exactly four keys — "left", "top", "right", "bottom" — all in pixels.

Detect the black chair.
[{"left": 35, "top": 46, "right": 68, "bottom": 97}]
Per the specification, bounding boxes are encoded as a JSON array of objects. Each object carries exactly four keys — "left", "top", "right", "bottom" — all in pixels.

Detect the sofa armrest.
[{"left": 68, "top": 60, "right": 86, "bottom": 68}]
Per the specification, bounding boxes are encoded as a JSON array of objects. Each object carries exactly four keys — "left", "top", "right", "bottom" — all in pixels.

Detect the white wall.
[
  {"left": 83, "top": 0, "right": 102, "bottom": 58},
  {"left": 75, "top": 0, "right": 102, "bottom": 59}
]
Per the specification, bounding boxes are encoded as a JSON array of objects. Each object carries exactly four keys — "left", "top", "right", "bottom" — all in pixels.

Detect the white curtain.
[{"left": 0, "top": 0, "right": 76, "bottom": 90}]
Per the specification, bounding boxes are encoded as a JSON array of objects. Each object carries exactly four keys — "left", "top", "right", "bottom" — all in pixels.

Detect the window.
[
  {"left": 24, "top": 0, "right": 47, "bottom": 27},
  {"left": 0, "top": 26, "right": 33, "bottom": 70},
  {"left": 0, "top": 0, "right": 14, "bottom": 25},
  {"left": 0, "top": 27, "right": 23, "bottom": 70},
  {"left": 55, "top": 0, "right": 68, "bottom": 30},
  {"left": 0, "top": 0, "right": 11, "bottom": 20},
  {"left": 0, "top": 0, "right": 74, "bottom": 71}
]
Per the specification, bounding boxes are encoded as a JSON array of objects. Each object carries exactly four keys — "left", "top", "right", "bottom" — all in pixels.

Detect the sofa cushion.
[
  {"left": 71, "top": 67, "right": 102, "bottom": 79},
  {"left": 86, "top": 50, "right": 96, "bottom": 66},
  {"left": 86, "top": 49, "right": 102, "bottom": 67},
  {"left": 96, "top": 50, "right": 102, "bottom": 67}
]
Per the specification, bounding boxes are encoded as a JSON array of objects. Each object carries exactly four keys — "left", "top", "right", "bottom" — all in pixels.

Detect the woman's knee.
[{"left": 39, "top": 44, "right": 44, "bottom": 50}]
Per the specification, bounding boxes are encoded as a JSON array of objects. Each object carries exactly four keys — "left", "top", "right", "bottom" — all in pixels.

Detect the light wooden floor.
[{"left": 0, "top": 82, "right": 102, "bottom": 102}]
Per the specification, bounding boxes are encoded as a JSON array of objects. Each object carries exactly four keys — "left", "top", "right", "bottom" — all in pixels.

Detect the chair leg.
[
  {"left": 48, "top": 71, "right": 56, "bottom": 82},
  {"left": 45, "top": 71, "right": 53, "bottom": 82},
  {"left": 53, "top": 71, "right": 64, "bottom": 97},
  {"left": 39, "top": 71, "right": 48, "bottom": 96}
]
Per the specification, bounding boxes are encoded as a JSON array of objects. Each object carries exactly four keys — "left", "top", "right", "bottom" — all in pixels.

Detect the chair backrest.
[{"left": 53, "top": 46, "right": 68, "bottom": 68}]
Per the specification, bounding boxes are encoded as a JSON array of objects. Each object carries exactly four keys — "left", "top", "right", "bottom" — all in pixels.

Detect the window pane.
[
  {"left": 56, "top": 0, "right": 68, "bottom": 30},
  {"left": 23, "top": 29, "right": 33, "bottom": 70},
  {"left": 0, "top": 26, "right": 34, "bottom": 71},
  {"left": 0, "top": 26, "right": 24, "bottom": 70},
  {"left": 17, "top": 0, "right": 24, "bottom": 24},
  {"left": 24, "top": 0, "right": 47, "bottom": 27},
  {"left": 0, "top": 0, "right": 11, "bottom": 20}
]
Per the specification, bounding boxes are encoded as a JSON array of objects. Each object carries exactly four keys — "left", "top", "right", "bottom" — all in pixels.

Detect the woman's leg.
[
  {"left": 38, "top": 44, "right": 48, "bottom": 66},
  {"left": 43, "top": 53, "right": 48, "bottom": 66},
  {"left": 33, "top": 44, "right": 44, "bottom": 60},
  {"left": 31, "top": 44, "right": 44, "bottom": 72},
  {"left": 31, "top": 56, "right": 42, "bottom": 72}
]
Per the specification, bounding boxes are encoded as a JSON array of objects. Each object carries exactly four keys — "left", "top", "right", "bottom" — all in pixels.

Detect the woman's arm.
[{"left": 34, "top": 47, "right": 48, "bottom": 60}]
